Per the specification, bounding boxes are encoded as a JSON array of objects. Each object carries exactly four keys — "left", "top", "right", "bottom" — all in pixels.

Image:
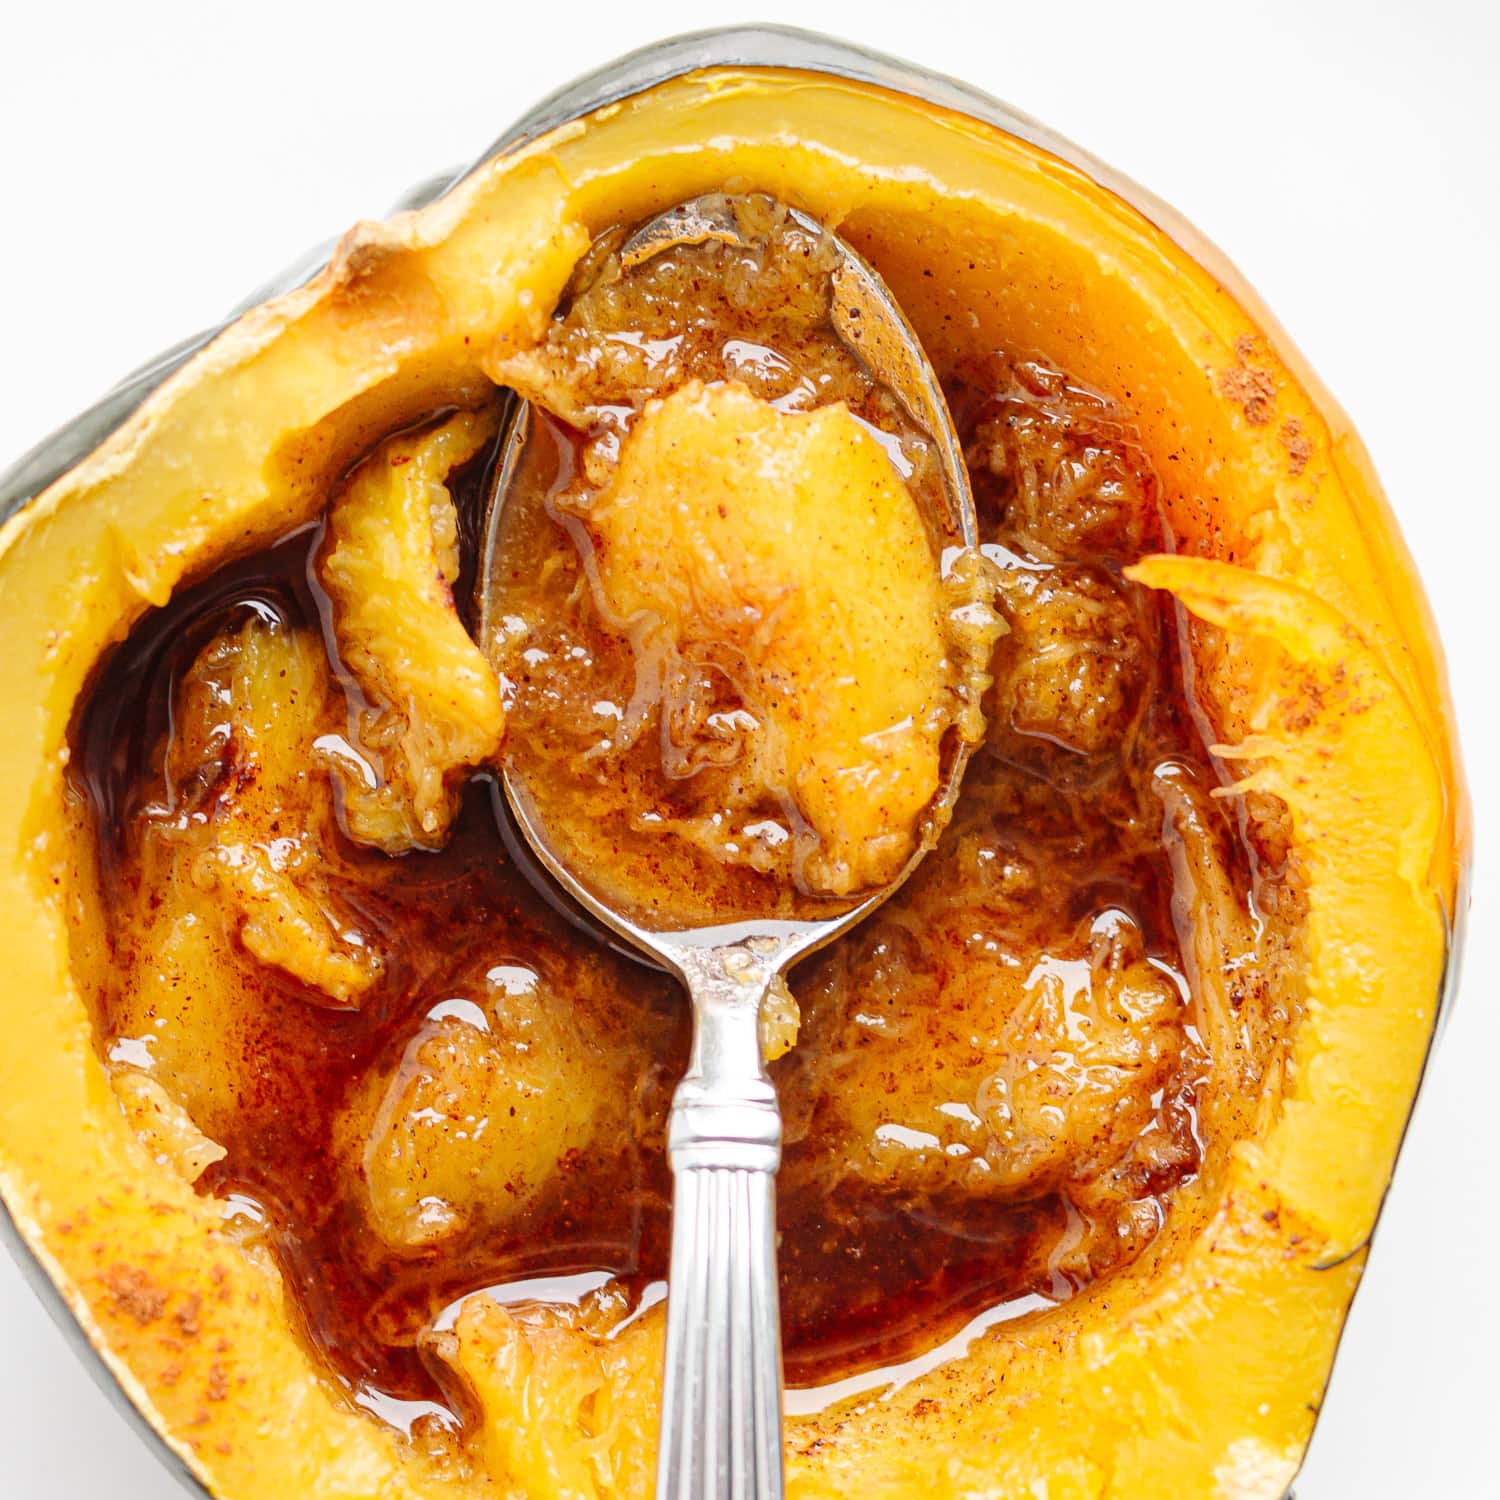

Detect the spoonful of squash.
[{"left": 475, "top": 194, "right": 996, "bottom": 1500}]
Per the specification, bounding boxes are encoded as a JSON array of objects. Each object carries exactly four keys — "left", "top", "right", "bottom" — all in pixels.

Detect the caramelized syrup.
[{"left": 71, "top": 357, "right": 1236, "bottom": 1430}]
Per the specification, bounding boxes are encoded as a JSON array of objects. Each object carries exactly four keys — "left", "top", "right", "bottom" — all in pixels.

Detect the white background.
[{"left": 2, "top": 1, "right": 1495, "bottom": 1495}]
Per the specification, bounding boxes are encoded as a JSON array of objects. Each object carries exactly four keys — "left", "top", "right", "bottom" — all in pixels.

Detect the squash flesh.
[
  {"left": 341, "top": 968, "right": 652, "bottom": 1253},
  {"left": 588, "top": 379, "right": 950, "bottom": 897},
  {"left": 320, "top": 409, "right": 504, "bottom": 853}
]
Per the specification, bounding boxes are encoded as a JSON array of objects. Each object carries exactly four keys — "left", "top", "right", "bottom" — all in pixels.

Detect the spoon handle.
[{"left": 657, "top": 944, "right": 785, "bottom": 1500}]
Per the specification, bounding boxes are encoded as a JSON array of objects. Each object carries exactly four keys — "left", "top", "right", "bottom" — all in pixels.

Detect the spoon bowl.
[{"left": 476, "top": 194, "right": 978, "bottom": 1500}]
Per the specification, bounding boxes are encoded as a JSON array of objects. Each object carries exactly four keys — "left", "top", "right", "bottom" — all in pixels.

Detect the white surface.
[{"left": 1, "top": 1, "right": 1495, "bottom": 1495}]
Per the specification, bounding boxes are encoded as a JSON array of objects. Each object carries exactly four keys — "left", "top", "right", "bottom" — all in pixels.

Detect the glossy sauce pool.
[{"left": 71, "top": 357, "right": 1233, "bottom": 1437}]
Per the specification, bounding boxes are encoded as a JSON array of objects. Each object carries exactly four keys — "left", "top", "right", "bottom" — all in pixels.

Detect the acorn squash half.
[{"left": 0, "top": 27, "right": 1467, "bottom": 1500}]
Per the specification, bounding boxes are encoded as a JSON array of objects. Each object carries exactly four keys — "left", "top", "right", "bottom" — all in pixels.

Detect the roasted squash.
[{"left": 0, "top": 40, "right": 1466, "bottom": 1500}]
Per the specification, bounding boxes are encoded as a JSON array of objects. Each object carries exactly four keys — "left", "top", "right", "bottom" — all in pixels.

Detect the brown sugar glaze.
[{"left": 73, "top": 349, "right": 1251, "bottom": 1435}]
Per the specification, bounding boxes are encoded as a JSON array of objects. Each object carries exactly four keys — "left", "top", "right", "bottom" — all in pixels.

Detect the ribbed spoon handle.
[
  {"left": 658, "top": 1160, "right": 783, "bottom": 1500},
  {"left": 656, "top": 942, "right": 785, "bottom": 1500}
]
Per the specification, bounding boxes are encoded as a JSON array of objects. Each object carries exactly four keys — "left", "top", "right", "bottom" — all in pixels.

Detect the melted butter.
[{"left": 69, "top": 344, "right": 1258, "bottom": 1431}]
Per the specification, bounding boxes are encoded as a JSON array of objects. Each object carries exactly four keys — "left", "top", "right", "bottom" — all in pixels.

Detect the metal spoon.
[{"left": 475, "top": 195, "right": 978, "bottom": 1500}]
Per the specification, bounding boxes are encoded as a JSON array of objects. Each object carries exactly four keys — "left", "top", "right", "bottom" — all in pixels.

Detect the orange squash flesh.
[{"left": 0, "top": 65, "right": 1466, "bottom": 1500}]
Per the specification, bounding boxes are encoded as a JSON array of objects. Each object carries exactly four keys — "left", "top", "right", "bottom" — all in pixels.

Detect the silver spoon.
[{"left": 475, "top": 195, "right": 978, "bottom": 1500}]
